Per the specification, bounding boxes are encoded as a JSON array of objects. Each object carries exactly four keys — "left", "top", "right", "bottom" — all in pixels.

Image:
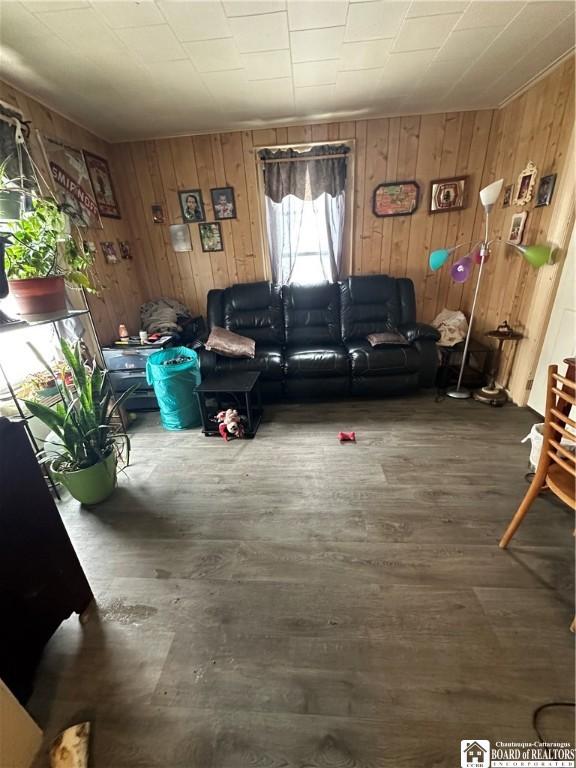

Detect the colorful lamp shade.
[
  {"left": 509, "top": 243, "right": 554, "bottom": 268},
  {"left": 429, "top": 248, "right": 452, "bottom": 270},
  {"left": 450, "top": 255, "right": 473, "bottom": 283}
]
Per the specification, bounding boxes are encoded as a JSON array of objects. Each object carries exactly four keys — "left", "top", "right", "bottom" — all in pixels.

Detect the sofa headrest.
[
  {"left": 345, "top": 275, "right": 398, "bottom": 304},
  {"left": 227, "top": 281, "right": 278, "bottom": 311},
  {"left": 283, "top": 282, "right": 338, "bottom": 309}
]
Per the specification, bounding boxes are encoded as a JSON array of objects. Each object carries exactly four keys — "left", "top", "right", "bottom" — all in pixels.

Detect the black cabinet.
[
  {"left": 0, "top": 419, "right": 93, "bottom": 703},
  {"left": 102, "top": 345, "right": 160, "bottom": 411}
]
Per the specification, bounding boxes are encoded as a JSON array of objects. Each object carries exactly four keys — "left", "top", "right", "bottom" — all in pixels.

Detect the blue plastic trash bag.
[{"left": 146, "top": 347, "right": 201, "bottom": 430}]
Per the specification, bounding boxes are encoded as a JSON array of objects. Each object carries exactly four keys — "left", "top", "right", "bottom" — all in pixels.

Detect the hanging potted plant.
[
  {"left": 3, "top": 194, "right": 96, "bottom": 318},
  {"left": 22, "top": 339, "right": 136, "bottom": 505}
]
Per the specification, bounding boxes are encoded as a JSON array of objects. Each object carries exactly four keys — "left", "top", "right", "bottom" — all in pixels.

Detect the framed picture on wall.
[
  {"left": 502, "top": 185, "right": 513, "bottom": 208},
  {"left": 211, "top": 187, "right": 236, "bottom": 219},
  {"left": 535, "top": 174, "right": 556, "bottom": 207},
  {"left": 118, "top": 240, "right": 132, "bottom": 260},
  {"left": 508, "top": 211, "right": 528, "bottom": 245},
  {"left": 199, "top": 222, "right": 223, "bottom": 252},
  {"left": 151, "top": 203, "right": 165, "bottom": 223},
  {"left": 83, "top": 151, "right": 121, "bottom": 219},
  {"left": 100, "top": 241, "right": 119, "bottom": 264},
  {"left": 372, "top": 181, "right": 419, "bottom": 217},
  {"left": 429, "top": 176, "right": 467, "bottom": 213},
  {"left": 169, "top": 224, "right": 192, "bottom": 252},
  {"left": 178, "top": 189, "right": 205, "bottom": 222},
  {"left": 513, "top": 161, "right": 537, "bottom": 206}
]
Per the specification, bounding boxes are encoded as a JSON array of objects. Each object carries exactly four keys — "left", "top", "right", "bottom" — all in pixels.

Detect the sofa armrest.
[
  {"left": 399, "top": 322, "right": 440, "bottom": 343},
  {"left": 197, "top": 348, "right": 218, "bottom": 376},
  {"left": 413, "top": 338, "right": 439, "bottom": 388}
]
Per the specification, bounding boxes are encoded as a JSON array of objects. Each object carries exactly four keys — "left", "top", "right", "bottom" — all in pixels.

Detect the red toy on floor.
[{"left": 338, "top": 431, "right": 356, "bottom": 442}]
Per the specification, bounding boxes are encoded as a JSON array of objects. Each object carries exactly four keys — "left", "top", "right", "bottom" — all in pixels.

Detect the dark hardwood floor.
[{"left": 28, "top": 394, "right": 574, "bottom": 767}]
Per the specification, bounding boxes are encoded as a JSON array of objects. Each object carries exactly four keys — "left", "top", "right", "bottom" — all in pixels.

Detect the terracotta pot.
[{"left": 8, "top": 275, "right": 66, "bottom": 318}]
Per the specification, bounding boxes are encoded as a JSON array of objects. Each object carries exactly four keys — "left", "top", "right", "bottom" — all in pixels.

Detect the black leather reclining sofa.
[{"left": 199, "top": 275, "right": 440, "bottom": 399}]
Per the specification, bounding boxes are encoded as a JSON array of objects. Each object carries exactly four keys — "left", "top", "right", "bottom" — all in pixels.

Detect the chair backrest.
[
  {"left": 283, "top": 282, "right": 341, "bottom": 345},
  {"left": 544, "top": 365, "right": 576, "bottom": 483},
  {"left": 207, "top": 281, "right": 285, "bottom": 344},
  {"left": 339, "top": 275, "right": 416, "bottom": 341}
]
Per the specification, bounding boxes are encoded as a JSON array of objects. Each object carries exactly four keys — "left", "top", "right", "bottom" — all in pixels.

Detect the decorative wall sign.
[
  {"left": 502, "top": 185, "right": 513, "bottom": 208},
  {"left": 199, "top": 222, "right": 223, "bottom": 252},
  {"left": 372, "top": 181, "right": 419, "bottom": 217},
  {"left": 211, "top": 187, "right": 236, "bottom": 219},
  {"left": 83, "top": 151, "right": 121, "bottom": 219},
  {"left": 508, "top": 211, "right": 528, "bottom": 245},
  {"left": 100, "top": 241, "right": 118, "bottom": 263},
  {"left": 151, "top": 203, "right": 165, "bottom": 223},
  {"left": 513, "top": 161, "right": 537, "bottom": 206},
  {"left": 169, "top": 224, "right": 192, "bottom": 252},
  {"left": 429, "top": 176, "right": 467, "bottom": 213},
  {"left": 118, "top": 240, "right": 131, "bottom": 260},
  {"left": 178, "top": 189, "right": 205, "bottom": 222},
  {"left": 535, "top": 174, "right": 556, "bottom": 207},
  {"left": 39, "top": 133, "right": 102, "bottom": 229}
]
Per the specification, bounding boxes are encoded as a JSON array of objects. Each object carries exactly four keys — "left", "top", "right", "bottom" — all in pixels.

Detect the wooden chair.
[{"left": 499, "top": 364, "right": 575, "bottom": 549}]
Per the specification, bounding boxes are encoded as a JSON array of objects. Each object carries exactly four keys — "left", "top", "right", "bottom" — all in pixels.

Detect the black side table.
[
  {"left": 196, "top": 371, "right": 262, "bottom": 438},
  {"left": 473, "top": 321, "right": 523, "bottom": 406}
]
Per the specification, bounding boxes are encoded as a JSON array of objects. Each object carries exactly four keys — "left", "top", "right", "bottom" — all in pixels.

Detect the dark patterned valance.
[{"left": 259, "top": 144, "right": 349, "bottom": 203}]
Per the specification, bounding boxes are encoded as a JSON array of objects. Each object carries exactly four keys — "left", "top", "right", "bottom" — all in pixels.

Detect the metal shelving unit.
[{"left": 0, "top": 307, "right": 124, "bottom": 497}]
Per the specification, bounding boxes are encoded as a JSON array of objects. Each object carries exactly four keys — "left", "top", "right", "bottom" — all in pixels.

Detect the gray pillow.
[
  {"left": 205, "top": 326, "right": 256, "bottom": 358},
  {"left": 367, "top": 331, "right": 408, "bottom": 347}
]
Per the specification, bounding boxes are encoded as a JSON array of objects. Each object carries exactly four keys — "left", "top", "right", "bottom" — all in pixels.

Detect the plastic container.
[
  {"left": 146, "top": 347, "right": 201, "bottom": 430},
  {"left": 521, "top": 423, "right": 544, "bottom": 470}
]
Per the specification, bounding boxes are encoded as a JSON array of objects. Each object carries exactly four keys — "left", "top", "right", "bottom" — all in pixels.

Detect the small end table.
[
  {"left": 196, "top": 371, "right": 262, "bottom": 438},
  {"left": 473, "top": 321, "right": 523, "bottom": 406}
]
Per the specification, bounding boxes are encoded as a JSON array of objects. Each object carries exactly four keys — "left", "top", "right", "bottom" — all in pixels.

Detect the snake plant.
[{"left": 22, "top": 338, "right": 136, "bottom": 472}]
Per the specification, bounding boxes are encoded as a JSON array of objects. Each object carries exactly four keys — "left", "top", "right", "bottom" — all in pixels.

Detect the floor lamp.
[{"left": 429, "top": 179, "right": 553, "bottom": 400}]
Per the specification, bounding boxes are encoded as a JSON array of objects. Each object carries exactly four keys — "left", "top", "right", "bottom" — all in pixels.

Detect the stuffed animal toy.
[{"left": 216, "top": 409, "right": 245, "bottom": 441}]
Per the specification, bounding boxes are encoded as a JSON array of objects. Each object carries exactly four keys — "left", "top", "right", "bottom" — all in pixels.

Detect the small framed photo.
[
  {"left": 199, "top": 222, "right": 223, "bottom": 252},
  {"left": 429, "top": 176, "right": 467, "bottom": 213},
  {"left": 118, "top": 240, "right": 131, "bottom": 260},
  {"left": 502, "top": 184, "right": 513, "bottom": 208},
  {"left": 100, "top": 241, "right": 119, "bottom": 264},
  {"left": 151, "top": 203, "right": 165, "bottom": 223},
  {"left": 373, "top": 181, "right": 419, "bottom": 217},
  {"left": 508, "top": 211, "right": 528, "bottom": 245},
  {"left": 83, "top": 151, "right": 121, "bottom": 219},
  {"left": 535, "top": 174, "right": 556, "bottom": 207},
  {"left": 82, "top": 240, "right": 97, "bottom": 259},
  {"left": 169, "top": 224, "right": 192, "bottom": 252},
  {"left": 178, "top": 189, "right": 205, "bottom": 223},
  {"left": 513, "top": 161, "right": 537, "bottom": 206},
  {"left": 211, "top": 186, "right": 236, "bottom": 220}
]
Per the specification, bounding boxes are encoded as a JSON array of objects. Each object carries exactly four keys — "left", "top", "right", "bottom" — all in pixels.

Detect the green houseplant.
[
  {"left": 4, "top": 195, "right": 95, "bottom": 317},
  {"left": 23, "top": 338, "right": 135, "bottom": 505}
]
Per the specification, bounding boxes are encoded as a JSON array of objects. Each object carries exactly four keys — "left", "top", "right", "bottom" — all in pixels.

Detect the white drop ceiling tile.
[
  {"left": 336, "top": 66, "right": 385, "bottom": 91},
  {"left": 424, "top": 56, "right": 473, "bottom": 82},
  {"left": 116, "top": 24, "right": 187, "bottom": 62},
  {"left": 34, "top": 7, "right": 123, "bottom": 52},
  {"left": 382, "top": 48, "right": 438, "bottom": 79},
  {"left": 92, "top": 1, "right": 164, "bottom": 29},
  {"left": 455, "top": 1, "right": 524, "bottom": 30},
  {"left": 229, "top": 12, "right": 289, "bottom": 51},
  {"left": 436, "top": 25, "right": 502, "bottom": 61},
  {"left": 294, "top": 84, "right": 336, "bottom": 107},
  {"left": 407, "top": 2, "right": 469, "bottom": 18},
  {"left": 183, "top": 38, "right": 242, "bottom": 72},
  {"left": 156, "top": 1, "right": 232, "bottom": 42},
  {"left": 293, "top": 59, "right": 339, "bottom": 86},
  {"left": 201, "top": 68, "right": 250, "bottom": 97},
  {"left": 223, "top": 1, "right": 286, "bottom": 16},
  {"left": 393, "top": 13, "right": 461, "bottom": 52},
  {"left": 0, "top": 2, "right": 51, "bottom": 40},
  {"left": 23, "top": 0, "right": 88, "bottom": 11},
  {"left": 240, "top": 49, "right": 292, "bottom": 79},
  {"left": 290, "top": 26, "right": 345, "bottom": 63},
  {"left": 340, "top": 39, "right": 392, "bottom": 69},
  {"left": 287, "top": 0, "right": 349, "bottom": 30},
  {"left": 345, "top": 1, "right": 410, "bottom": 42}
]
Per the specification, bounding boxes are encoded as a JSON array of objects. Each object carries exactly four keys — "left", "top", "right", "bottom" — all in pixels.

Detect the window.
[{"left": 260, "top": 144, "right": 349, "bottom": 285}]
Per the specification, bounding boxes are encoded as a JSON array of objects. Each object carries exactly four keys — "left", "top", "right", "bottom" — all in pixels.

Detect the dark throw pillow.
[{"left": 205, "top": 326, "right": 256, "bottom": 358}]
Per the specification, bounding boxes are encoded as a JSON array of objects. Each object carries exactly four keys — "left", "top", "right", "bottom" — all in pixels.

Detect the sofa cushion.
[
  {"left": 283, "top": 283, "right": 341, "bottom": 345},
  {"left": 367, "top": 331, "right": 407, "bottom": 346},
  {"left": 223, "top": 281, "right": 284, "bottom": 344},
  {"left": 285, "top": 344, "right": 349, "bottom": 378},
  {"left": 345, "top": 339, "right": 420, "bottom": 377},
  {"left": 210, "top": 343, "right": 284, "bottom": 381},
  {"left": 340, "top": 276, "right": 416, "bottom": 342}
]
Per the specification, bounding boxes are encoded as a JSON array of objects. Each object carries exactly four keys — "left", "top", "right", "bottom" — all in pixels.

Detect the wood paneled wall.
[{"left": 0, "top": 80, "right": 146, "bottom": 344}]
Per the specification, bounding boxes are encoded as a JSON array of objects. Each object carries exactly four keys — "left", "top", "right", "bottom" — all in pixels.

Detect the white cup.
[{"left": 139, "top": 330, "right": 148, "bottom": 344}]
